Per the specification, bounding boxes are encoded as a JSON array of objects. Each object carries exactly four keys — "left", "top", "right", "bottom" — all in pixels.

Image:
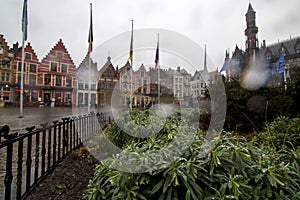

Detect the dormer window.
[{"left": 25, "top": 53, "right": 32, "bottom": 60}]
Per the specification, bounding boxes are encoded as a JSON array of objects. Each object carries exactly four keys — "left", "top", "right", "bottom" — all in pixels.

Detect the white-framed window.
[
  {"left": 66, "top": 76, "right": 72, "bottom": 87},
  {"left": 29, "top": 74, "right": 36, "bottom": 85},
  {"left": 25, "top": 53, "right": 32, "bottom": 60},
  {"left": 56, "top": 75, "right": 62, "bottom": 86},
  {"left": 50, "top": 62, "right": 58, "bottom": 72},
  {"left": 29, "top": 64, "right": 37, "bottom": 73},
  {"left": 1, "top": 72, "right": 10, "bottom": 82},
  {"left": 18, "top": 62, "right": 26, "bottom": 71},
  {"left": 61, "top": 63, "right": 68, "bottom": 73},
  {"left": 44, "top": 74, "right": 51, "bottom": 85}
]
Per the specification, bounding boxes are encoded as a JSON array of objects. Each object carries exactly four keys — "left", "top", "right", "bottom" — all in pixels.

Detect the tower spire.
[{"left": 245, "top": 2, "right": 258, "bottom": 54}]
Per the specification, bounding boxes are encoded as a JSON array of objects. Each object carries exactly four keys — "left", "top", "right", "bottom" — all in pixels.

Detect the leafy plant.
[{"left": 84, "top": 111, "right": 300, "bottom": 200}]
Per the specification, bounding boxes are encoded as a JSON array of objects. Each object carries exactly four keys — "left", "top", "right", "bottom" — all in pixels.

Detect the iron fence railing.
[{"left": 0, "top": 112, "right": 112, "bottom": 200}]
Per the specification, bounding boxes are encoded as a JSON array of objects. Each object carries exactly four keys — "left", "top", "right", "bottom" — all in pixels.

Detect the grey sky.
[{"left": 1, "top": 0, "right": 299, "bottom": 72}]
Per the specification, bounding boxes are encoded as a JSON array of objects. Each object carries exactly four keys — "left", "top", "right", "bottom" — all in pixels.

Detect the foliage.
[
  {"left": 223, "top": 74, "right": 300, "bottom": 132},
  {"left": 84, "top": 110, "right": 300, "bottom": 200}
]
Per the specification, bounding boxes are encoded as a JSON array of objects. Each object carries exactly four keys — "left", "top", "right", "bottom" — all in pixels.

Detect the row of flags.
[
  {"left": 21, "top": 0, "right": 160, "bottom": 71},
  {"left": 128, "top": 23, "right": 160, "bottom": 69}
]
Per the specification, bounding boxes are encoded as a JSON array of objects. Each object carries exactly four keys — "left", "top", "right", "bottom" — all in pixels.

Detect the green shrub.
[{"left": 84, "top": 112, "right": 300, "bottom": 200}]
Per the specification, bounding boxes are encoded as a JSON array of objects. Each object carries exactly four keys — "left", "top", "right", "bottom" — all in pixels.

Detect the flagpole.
[
  {"left": 129, "top": 20, "right": 133, "bottom": 109},
  {"left": 20, "top": 0, "right": 27, "bottom": 118},
  {"left": 88, "top": 3, "right": 93, "bottom": 113},
  {"left": 157, "top": 33, "right": 160, "bottom": 105},
  {"left": 20, "top": 37, "right": 25, "bottom": 118}
]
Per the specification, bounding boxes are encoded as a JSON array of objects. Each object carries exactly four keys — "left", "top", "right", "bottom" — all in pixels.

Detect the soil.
[{"left": 26, "top": 146, "right": 99, "bottom": 200}]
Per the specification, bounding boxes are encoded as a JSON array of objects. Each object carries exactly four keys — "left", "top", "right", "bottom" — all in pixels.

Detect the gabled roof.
[
  {"left": 15, "top": 42, "right": 39, "bottom": 62},
  {"left": 0, "top": 34, "right": 10, "bottom": 56},
  {"left": 77, "top": 53, "right": 98, "bottom": 77},
  {"left": 41, "top": 39, "right": 75, "bottom": 66},
  {"left": 119, "top": 60, "right": 132, "bottom": 74}
]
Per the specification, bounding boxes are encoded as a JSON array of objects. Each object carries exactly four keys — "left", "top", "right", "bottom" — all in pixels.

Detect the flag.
[
  {"left": 129, "top": 20, "right": 133, "bottom": 64},
  {"left": 88, "top": 3, "right": 93, "bottom": 54},
  {"left": 272, "top": 52, "right": 285, "bottom": 74},
  {"left": 220, "top": 50, "right": 230, "bottom": 72},
  {"left": 154, "top": 34, "right": 159, "bottom": 69},
  {"left": 22, "top": 0, "right": 28, "bottom": 41}
]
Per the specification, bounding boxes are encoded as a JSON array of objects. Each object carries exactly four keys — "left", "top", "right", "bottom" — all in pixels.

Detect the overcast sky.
[{"left": 1, "top": 0, "right": 300, "bottom": 73}]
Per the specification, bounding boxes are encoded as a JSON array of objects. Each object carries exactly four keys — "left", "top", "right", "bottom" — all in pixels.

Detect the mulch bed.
[{"left": 26, "top": 146, "right": 99, "bottom": 200}]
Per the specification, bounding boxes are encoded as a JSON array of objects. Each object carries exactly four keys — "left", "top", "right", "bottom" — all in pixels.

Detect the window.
[
  {"left": 17, "top": 73, "right": 25, "bottom": 83},
  {"left": 78, "top": 80, "right": 84, "bottom": 90},
  {"left": 107, "top": 69, "right": 112, "bottom": 77},
  {"left": 61, "top": 63, "right": 68, "bottom": 73},
  {"left": 138, "top": 79, "right": 142, "bottom": 86},
  {"left": 29, "top": 74, "right": 36, "bottom": 85},
  {"left": 18, "top": 62, "right": 26, "bottom": 71},
  {"left": 1, "top": 59, "right": 10, "bottom": 69},
  {"left": 123, "top": 84, "right": 128, "bottom": 92},
  {"left": 57, "top": 52, "right": 63, "bottom": 58},
  {"left": 29, "top": 64, "right": 37, "bottom": 73},
  {"left": 56, "top": 76, "right": 62, "bottom": 86},
  {"left": 100, "top": 81, "right": 104, "bottom": 89},
  {"left": 141, "top": 71, "right": 144, "bottom": 77},
  {"left": 66, "top": 77, "right": 72, "bottom": 87},
  {"left": 91, "top": 83, "right": 96, "bottom": 91},
  {"left": 122, "top": 75, "right": 128, "bottom": 82},
  {"left": 25, "top": 53, "right": 32, "bottom": 60},
  {"left": 1, "top": 72, "right": 5, "bottom": 82},
  {"left": 106, "top": 80, "right": 111, "bottom": 89},
  {"left": 44, "top": 74, "right": 51, "bottom": 85},
  {"left": 50, "top": 62, "right": 57, "bottom": 72}
]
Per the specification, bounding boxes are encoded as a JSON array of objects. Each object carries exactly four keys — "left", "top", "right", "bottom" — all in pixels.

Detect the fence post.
[
  {"left": 34, "top": 130, "right": 40, "bottom": 183},
  {"left": 62, "top": 117, "right": 69, "bottom": 156},
  {"left": 40, "top": 124, "right": 47, "bottom": 176},
  {"left": 25, "top": 135, "right": 32, "bottom": 193},
  {"left": 4, "top": 142, "right": 13, "bottom": 200},
  {"left": 53, "top": 120, "right": 58, "bottom": 166},
  {"left": 16, "top": 139, "right": 24, "bottom": 199}
]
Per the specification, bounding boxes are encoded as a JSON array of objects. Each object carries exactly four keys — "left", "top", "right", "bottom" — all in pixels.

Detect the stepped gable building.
[
  {"left": 11, "top": 42, "right": 40, "bottom": 106},
  {"left": 118, "top": 60, "right": 133, "bottom": 106},
  {"left": 97, "top": 56, "right": 119, "bottom": 107},
  {"left": 0, "top": 34, "right": 14, "bottom": 106},
  {"left": 39, "top": 39, "right": 77, "bottom": 106},
  {"left": 228, "top": 3, "right": 300, "bottom": 84},
  {"left": 76, "top": 54, "right": 98, "bottom": 106},
  {"left": 132, "top": 63, "right": 150, "bottom": 108}
]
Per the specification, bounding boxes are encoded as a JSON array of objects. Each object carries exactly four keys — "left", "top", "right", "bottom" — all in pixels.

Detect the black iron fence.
[{"left": 0, "top": 112, "right": 112, "bottom": 200}]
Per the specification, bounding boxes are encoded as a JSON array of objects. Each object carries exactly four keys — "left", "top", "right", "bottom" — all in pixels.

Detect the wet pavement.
[
  {"left": 0, "top": 106, "right": 111, "bottom": 132},
  {"left": 0, "top": 107, "right": 75, "bottom": 133}
]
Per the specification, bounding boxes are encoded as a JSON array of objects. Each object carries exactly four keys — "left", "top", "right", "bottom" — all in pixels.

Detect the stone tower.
[{"left": 244, "top": 3, "right": 259, "bottom": 56}]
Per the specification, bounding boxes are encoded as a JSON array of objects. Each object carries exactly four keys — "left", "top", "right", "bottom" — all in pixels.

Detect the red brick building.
[
  {"left": 97, "top": 56, "right": 119, "bottom": 107},
  {"left": 11, "top": 42, "right": 40, "bottom": 106},
  {"left": 0, "top": 34, "right": 14, "bottom": 106},
  {"left": 39, "top": 39, "right": 77, "bottom": 106}
]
